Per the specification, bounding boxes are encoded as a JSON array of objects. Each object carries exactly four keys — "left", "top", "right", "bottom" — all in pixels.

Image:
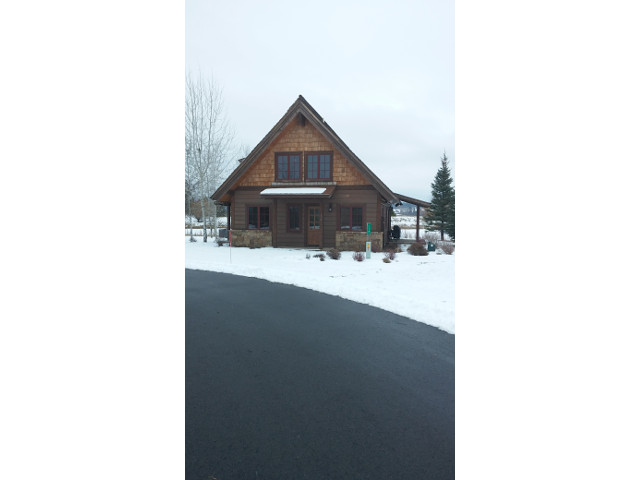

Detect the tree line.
[{"left": 185, "top": 72, "right": 237, "bottom": 242}]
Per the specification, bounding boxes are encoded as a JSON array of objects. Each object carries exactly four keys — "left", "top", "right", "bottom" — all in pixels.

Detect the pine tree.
[
  {"left": 428, "top": 152, "right": 455, "bottom": 241},
  {"left": 444, "top": 189, "right": 455, "bottom": 241}
]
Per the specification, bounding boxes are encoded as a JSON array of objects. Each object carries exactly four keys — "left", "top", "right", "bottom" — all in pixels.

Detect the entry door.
[{"left": 307, "top": 205, "right": 322, "bottom": 246}]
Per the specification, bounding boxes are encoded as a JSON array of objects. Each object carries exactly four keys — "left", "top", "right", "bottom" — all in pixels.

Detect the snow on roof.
[{"left": 260, "top": 187, "right": 328, "bottom": 195}]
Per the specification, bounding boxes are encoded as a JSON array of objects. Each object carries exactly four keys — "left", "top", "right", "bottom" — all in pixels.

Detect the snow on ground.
[{"left": 185, "top": 238, "right": 454, "bottom": 334}]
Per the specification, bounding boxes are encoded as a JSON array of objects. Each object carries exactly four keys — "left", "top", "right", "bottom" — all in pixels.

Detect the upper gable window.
[
  {"left": 306, "top": 152, "right": 332, "bottom": 181},
  {"left": 276, "top": 153, "right": 301, "bottom": 181}
]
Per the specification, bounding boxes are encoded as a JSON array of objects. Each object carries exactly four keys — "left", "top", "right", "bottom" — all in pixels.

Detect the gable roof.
[{"left": 211, "top": 95, "right": 400, "bottom": 206}]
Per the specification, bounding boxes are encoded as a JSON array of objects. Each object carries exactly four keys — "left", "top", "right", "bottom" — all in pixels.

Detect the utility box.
[{"left": 427, "top": 242, "right": 436, "bottom": 252}]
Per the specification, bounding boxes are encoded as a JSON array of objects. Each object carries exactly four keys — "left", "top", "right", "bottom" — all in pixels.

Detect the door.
[{"left": 307, "top": 205, "right": 321, "bottom": 246}]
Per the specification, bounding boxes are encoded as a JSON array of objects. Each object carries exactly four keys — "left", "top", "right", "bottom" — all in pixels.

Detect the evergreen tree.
[
  {"left": 444, "top": 189, "right": 455, "bottom": 241},
  {"left": 427, "top": 152, "right": 455, "bottom": 241}
]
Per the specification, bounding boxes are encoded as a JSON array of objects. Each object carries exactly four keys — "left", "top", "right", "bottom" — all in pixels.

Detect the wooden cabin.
[{"left": 211, "top": 96, "right": 402, "bottom": 250}]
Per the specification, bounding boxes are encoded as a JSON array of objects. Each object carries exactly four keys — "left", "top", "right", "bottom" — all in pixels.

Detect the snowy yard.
[{"left": 185, "top": 237, "right": 455, "bottom": 334}]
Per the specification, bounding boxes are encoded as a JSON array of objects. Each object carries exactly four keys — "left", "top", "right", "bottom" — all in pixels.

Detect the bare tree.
[{"left": 185, "top": 73, "right": 235, "bottom": 242}]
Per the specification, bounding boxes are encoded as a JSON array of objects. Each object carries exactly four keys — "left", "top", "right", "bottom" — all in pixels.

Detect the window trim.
[
  {"left": 304, "top": 151, "right": 333, "bottom": 181},
  {"left": 286, "top": 204, "right": 302, "bottom": 233},
  {"left": 338, "top": 205, "right": 364, "bottom": 231},
  {"left": 247, "top": 205, "right": 271, "bottom": 230},
  {"left": 275, "top": 152, "right": 302, "bottom": 182}
]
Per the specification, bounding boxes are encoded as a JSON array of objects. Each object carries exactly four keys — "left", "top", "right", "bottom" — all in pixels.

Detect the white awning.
[{"left": 260, "top": 187, "right": 335, "bottom": 196}]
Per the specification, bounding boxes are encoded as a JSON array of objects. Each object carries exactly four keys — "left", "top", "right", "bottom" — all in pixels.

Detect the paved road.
[{"left": 186, "top": 269, "right": 454, "bottom": 480}]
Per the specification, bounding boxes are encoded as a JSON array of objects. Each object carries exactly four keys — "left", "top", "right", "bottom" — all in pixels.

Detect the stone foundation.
[
  {"left": 335, "top": 231, "right": 383, "bottom": 252},
  {"left": 229, "top": 229, "right": 272, "bottom": 248}
]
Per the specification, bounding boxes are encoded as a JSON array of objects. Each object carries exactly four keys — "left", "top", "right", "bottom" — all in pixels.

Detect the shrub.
[
  {"left": 424, "top": 232, "right": 440, "bottom": 244},
  {"left": 385, "top": 250, "right": 396, "bottom": 261},
  {"left": 407, "top": 242, "right": 428, "bottom": 256},
  {"left": 313, "top": 253, "right": 326, "bottom": 261},
  {"left": 352, "top": 251, "right": 365, "bottom": 262},
  {"left": 306, "top": 253, "right": 311, "bottom": 259},
  {"left": 326, "top": 248, "right": 341, "bottom": 260},
  {"left": 387, "top": 245, "right": 401, "bottom": 254},
  {"left": 439, "top": 242, "right": 455, "bottom": 255}
]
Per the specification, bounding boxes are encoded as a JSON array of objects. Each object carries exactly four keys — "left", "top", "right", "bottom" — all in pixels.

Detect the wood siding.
[
  {"left": 231, "top": 189, "right": 272, "bottom": 230},
  {"left": 238, "top": 121, "right": 369, "bottom": 187},
  {"left": 222, "top": 105, "right": 398, "bottom": 249},
  {"left": 332, "top": 186, "right": 379, "bottom": 231},
  {"left": 275, "top": 199, "right": 305, "bottom": 248},
  {"left": 231, "top": 187, "right": 382, "bottom": 249}
]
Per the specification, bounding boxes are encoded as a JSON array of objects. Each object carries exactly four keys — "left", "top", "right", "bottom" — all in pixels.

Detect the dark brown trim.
[
  {"left": 274, "top": 152, "right": 302, "bottom": 182},
  {"left": 395, "top": 193, "right": 431, "bottom": 209},
  {"left": 304, "top": 151, "right": 333, "bottom": 182},
  {"left": 333, "top": 185, "right": 376, "bottom": 191}
]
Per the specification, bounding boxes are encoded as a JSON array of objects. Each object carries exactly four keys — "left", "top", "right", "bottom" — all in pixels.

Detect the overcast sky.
[{"left": 186, "top": 0, "right": 454, "bottom": 201}]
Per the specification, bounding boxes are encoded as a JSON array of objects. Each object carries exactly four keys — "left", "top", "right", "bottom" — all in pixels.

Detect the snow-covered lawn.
[{"left": 185, "top": 238, "right": 455, "bottom": 334}]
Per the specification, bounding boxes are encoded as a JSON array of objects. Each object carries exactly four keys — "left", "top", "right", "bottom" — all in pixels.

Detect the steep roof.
[{"left": 211, "top": 95, "right": 400, "bottom": 205}]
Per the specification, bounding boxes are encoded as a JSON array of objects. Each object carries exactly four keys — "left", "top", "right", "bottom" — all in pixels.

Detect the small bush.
[
  {"left": 385, "top": 250, "right": 396, "bottom": 261},
  {"left": 424, "top": 232, "right": 440, "bottom": 244},
  {"left": 382, "top": 257, "right": 391, "bottom": 264},
  {"left": 407, "top": 242, "right": 428, "bottom": 256},
  {"left": 313, "top": 253, "right": 326, "bottom": 261},
  {"left": 306, "top": 253, "right": 311, "bottom": 259},
  {"left": 352, "top": 251, "right": 365, "bottom": 262},
  {"left": 439, "top": 242, "right": 455, "bottom": 255},
  {"left": 326, "top": 248, "right": 341, "bottom": 260}
]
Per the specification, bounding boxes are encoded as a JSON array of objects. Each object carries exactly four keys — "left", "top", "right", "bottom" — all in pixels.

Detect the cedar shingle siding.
[{"left": 212, "top": 96, "right": 400, "bottom": 249}]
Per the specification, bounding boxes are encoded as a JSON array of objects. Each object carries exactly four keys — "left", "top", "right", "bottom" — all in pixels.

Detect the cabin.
[{"left": 211, "top": 95, "right": 408, "bottom": 250}]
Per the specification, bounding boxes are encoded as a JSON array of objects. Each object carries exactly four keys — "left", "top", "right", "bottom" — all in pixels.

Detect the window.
[
  {"left": 305, "top": 152, "right": 332, "bottom": 180},
  {"left": 248, "top": 206, "right": 270, "bottom": 230},
  {"left": 288, "top": 205, "right": 301, "bottom": 231},
  {"left": 276, "top": 153, "right": 301, "bottom": 180},
  {"left": 340, "top": 206, "right": 363, "bottom": 231}
]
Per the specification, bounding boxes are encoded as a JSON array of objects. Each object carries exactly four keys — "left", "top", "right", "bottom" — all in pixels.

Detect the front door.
[{"left": 307, "top": 205, "right": 321, "bottom": 247}]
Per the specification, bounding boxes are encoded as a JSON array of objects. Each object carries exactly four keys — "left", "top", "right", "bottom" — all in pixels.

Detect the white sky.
[{"left": 186, "top": 0, "right": 454, "bottom": 201}]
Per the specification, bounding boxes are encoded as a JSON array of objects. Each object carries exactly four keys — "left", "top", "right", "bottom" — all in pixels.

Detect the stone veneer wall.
[
  {"left": 335, "top": 232, "right": 383, "bottom": 252},
  {"left": 230, "top": 230, "right": 273, "bottom": 248}
]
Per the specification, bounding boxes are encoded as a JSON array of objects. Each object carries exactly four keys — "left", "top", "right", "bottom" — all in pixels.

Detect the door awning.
[{"left": 260, "top": 186, "right": 336, "bottom": 198}]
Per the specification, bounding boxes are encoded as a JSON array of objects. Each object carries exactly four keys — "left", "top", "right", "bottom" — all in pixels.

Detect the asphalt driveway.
[{"left": 186, "top": 269, "right": 454, "bottom": 479}]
